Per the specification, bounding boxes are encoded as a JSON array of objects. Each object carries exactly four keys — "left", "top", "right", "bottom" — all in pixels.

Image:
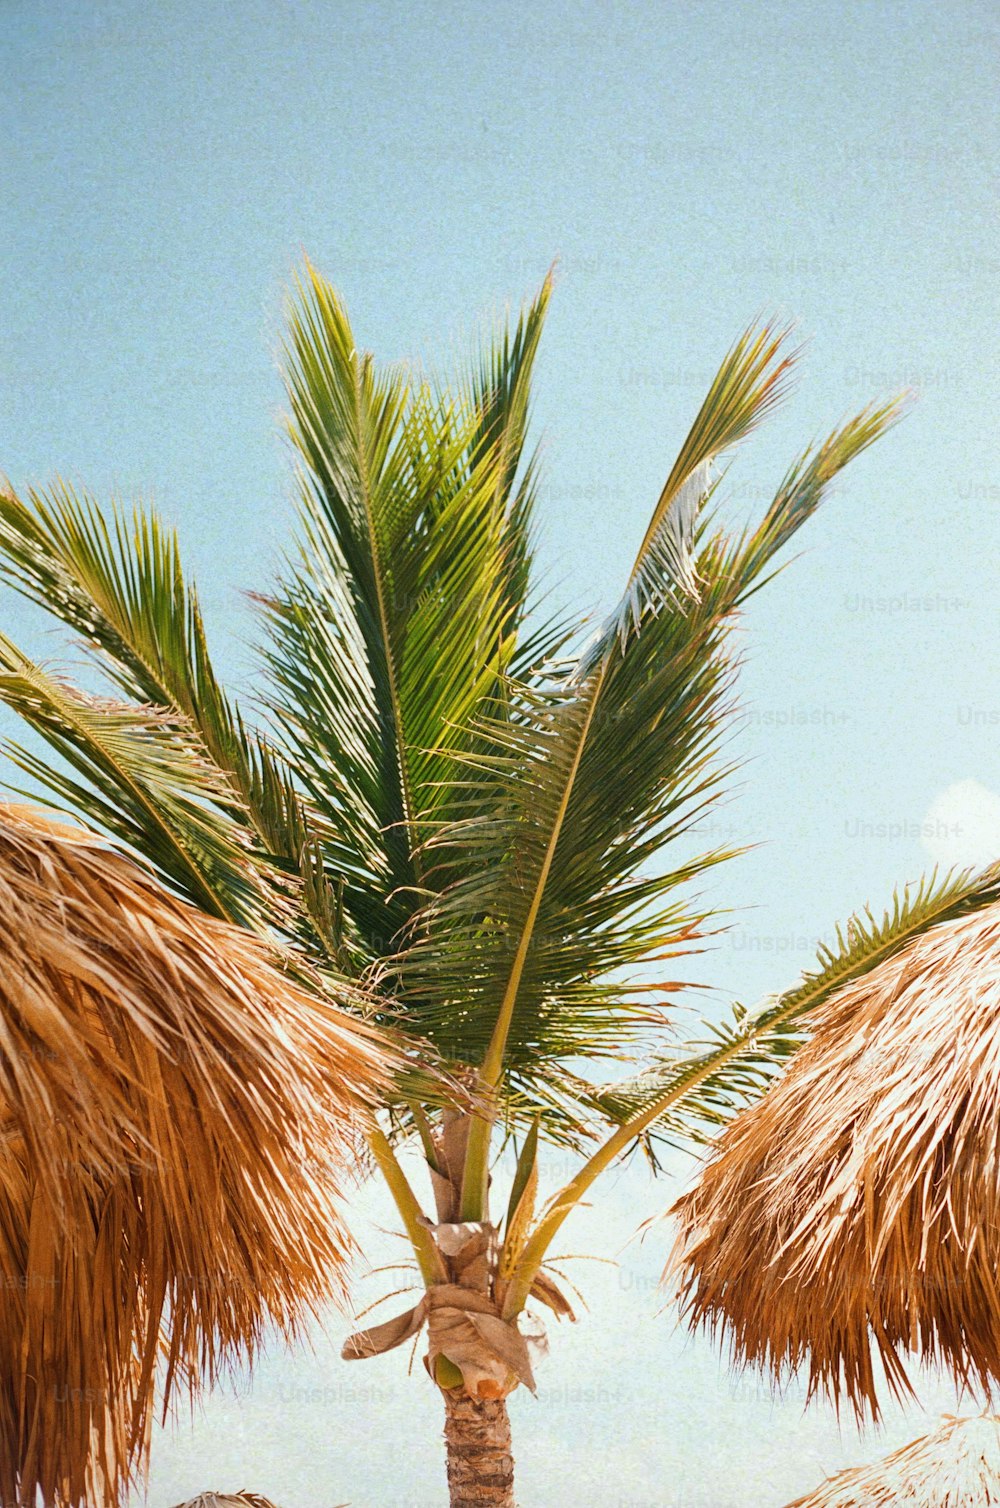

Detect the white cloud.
[{"left": 921, "top": 779, "right": 1000, "bottom": 870}]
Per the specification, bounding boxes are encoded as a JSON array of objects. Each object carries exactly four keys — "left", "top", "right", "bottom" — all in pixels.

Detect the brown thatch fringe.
[
  {"left": 785, "top": 1414, "right": 1000, "bottom": 1506},
  {"left": 0, "top": 802, "right": 390, "bottom": 1507},
  {"left": 668, "top": 903, "right": 1000, "bottom": 1420},
  {"left": 170, "top": 1497, "right": 283, "bottom": 1508},
  {"left": 171, "top": 1495, "right": 292, "bottom": 1508}
]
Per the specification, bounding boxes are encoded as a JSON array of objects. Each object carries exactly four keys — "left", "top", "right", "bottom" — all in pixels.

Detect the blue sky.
[{"left": 2, "top": 1, "right": 999, "bottom": 1503}]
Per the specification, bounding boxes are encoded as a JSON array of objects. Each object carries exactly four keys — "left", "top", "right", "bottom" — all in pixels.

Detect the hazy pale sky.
[{"left": 2, "top": 1, "right": 999, "bottom": 1504}]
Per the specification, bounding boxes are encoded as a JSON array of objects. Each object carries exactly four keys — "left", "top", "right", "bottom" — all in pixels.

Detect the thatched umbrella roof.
[
  {"left": 785, "top": 1414, "right": 1000, "bottom": 1506},
  {"left": 171, "top": 1497, "right": 347, "bottom": 1508},
  {"left": 669, "top": 902, "right": 1000, "bottom": 1419},
  {"left": 171, "top": 1496, "right": 288, "bottom": 1508},
  {"left": 0, "top": 802, "right": 390, "bottom": 1508}
]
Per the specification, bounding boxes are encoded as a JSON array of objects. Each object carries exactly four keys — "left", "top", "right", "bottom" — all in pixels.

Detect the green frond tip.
[
  {"left": 754, "top": 859, "right": 1000, "bottom": 1035},
  {"left": 0, "top": 632, "right": 272, "bottom": 929},
  {"left": 650, "top": 319, "right": 799, "bottom": 509},
  {"left": 594, "top": 860, "right": 1000, "bottom": 1152},
  {"left": 602, "top": 319, "right": 799, "bottom": 663},
  {"left": 729, "top": 391, "right": 911, "bottom": 603},
  {"left": 0, "top": 482, "right": 343, "bottom": 945}
]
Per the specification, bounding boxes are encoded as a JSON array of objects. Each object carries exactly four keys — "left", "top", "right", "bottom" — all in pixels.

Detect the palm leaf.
[
  {"left": 596, "top": 860, "right": 1000, "bottom": 1147},
  {"left": 461, "top": 268, "right": 561, "bottom": 670},
  {"left": 0, "top": 632, "right": 271, "bottom": 926},
  {"left": 499, "top": 860, "right": 996, "bottom": 1322},
  {"left": 260, "top": 264, "right": 554, "bottom": 964},
  {"left": 0, "top": 482, "right": 339, "bottom": 942},
  {"left": 397, "top": 333, "right": 902, "bottom": 1133}
]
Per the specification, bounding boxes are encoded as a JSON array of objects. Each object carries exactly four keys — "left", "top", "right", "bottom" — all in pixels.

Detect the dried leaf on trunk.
[
  {"left": 500, "top": 1122, "right": 539, "bottom": 1280},
  {"left": 529, "top": 1269, "right": 576, "bottom": 1322}
]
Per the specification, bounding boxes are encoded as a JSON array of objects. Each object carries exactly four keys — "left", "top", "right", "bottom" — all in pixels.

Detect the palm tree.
[{"left": 2, "top": 261, "right": 996, "bottom": 1506}]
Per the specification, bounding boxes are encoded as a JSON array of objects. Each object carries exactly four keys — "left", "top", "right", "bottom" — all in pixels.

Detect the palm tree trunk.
[{"left": 442, "top": 1391, "right": 516, "bottom": 1506}]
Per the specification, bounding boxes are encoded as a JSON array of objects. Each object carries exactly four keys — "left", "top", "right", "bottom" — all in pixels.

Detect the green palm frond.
[
  {"left": 501, "top": 860, "right": 1000, "bottom": 1316},
  {"left": 0, "top": 482, "right": 340, "bottom": 946},
  {"left": 0, "top": 482, "right": 228, "bottom": 713},
  {"left": 260, "top": 264, "right": 554, "bottom": 964},
  {"left": 270, "top": 261, "right": 428, "bottom": 924},
  {"left": 597, "top": 860, "right": 1000, "bottom": 1149},
  {"left": 396, "top": 329, "right": 902, "bottom": 1137},
  {"left": 611, "top": 321, "right": 797, "bottom": 646},
  {"left": 0, "top": 632, "right": 269, "bottom": 926},
  {"left": 461, "top": 267, "right": 563, "bottom": 672},
  {"left": 718, "top": 395, "right": 910, "bottom": 604}
]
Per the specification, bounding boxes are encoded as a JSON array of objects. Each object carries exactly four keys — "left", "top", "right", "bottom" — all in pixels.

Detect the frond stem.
[
  {"left": 460, "top": 683, "right": 602, "bottom": 1221},
  {"left": 350, "top": 354, "right": 424, "bottom": 887},
  {"left": 502, "top": 872, "right": 993, "bottom": 1317},
  {"left": 367, "top": 1122, "right": 445, "bottom": 1287}
]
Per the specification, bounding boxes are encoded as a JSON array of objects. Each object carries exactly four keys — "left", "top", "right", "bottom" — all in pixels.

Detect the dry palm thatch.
[
  {"left": 669, "top": 901, "right": 1000, "bottom": 1421},
  {"left": 785, "top": 1414, "right": 1000, "bottom": 1506},
  {"left": 0, "top": 801, "right": 390, "bottom": 1508},
  {"left": 170, "top": 1496, "right": 288, "bottom": 1508},
  {"left": 171, "top": 1495, "right": 350, "bottom": 1508}
]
